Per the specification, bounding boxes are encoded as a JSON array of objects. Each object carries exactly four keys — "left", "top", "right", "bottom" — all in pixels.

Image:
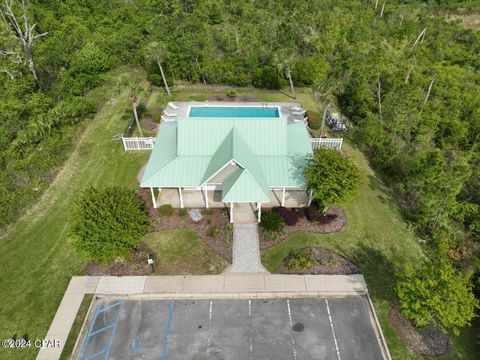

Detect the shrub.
[
  {"left": 272, "top": 206, "right": 299, "bottom": 226},
  {"left": 226, "top": 89, "right": 237, "bottom": 98},
  {"left": 306, "top": 110, "right": 322, "bottom": 130},
  {"left": 304, "top": 149, "right": 361, "bottom": 213},
  {"left": 158, "top": 204, "right": 174, "bottom": 216},
  {"left": 178, "top": 208, "right": 187, "bottom": 216},
  {"left": 396, "top": 253, "right": 479, "bottom": 335},
  {"left": 207, "top": 225, "right": 220, "bottom": 237},
  {"left": 201, "top": 208, "right": 213, "bottom": 216},
  {"left": 149, "top": 73, "right": 163, "bottom": 87},
  {"left": 260, "top": 211, "right": 284, "bottom": 233},
  {"left": 286, "top": 248, "right": 316, "bottom": 271},
  {"left": 152, "top": 113, "right": 162, "bottom": 124},
  {"left": 70, "top": 186, "right": 149, "bottom": 262}
]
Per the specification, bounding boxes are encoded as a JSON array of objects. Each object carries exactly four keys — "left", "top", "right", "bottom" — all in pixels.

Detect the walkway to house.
[{"left": 225, "top": 222, "right": 269, "bottom": 274}]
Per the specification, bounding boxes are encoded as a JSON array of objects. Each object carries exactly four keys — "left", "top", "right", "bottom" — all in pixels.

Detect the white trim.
[
  {"left": 178, "top": 187, "right": 184, "bottom": 208},
  {"left": 150, "top": 187, "right": 157, "bottom": 208},
  {"left": 201, "top": 159, "right": 243, "bottom": 186},
  {"left": 307, "top": 189, "right": 313, "bottom": 207},
  {"left": 281, "top": 187, "right": 286, "bottom": 207},
  {"left": 257, "top": 202, "right": 262, "bottom": 222},
  {"left": 230, "top": 202, "right": 233, "bottom": 223}
]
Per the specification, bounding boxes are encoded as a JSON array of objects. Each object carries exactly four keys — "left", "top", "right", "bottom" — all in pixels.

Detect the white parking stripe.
[
  {"left": 207, "top": 300, "right": 213, "bottom": 357},
  {"left": 286, "top": 300, "right": 297, "bottom": 360},
  {"left": 325, "top": 299, "right": 341, "bottom": 360},
  {"left": 248, "top": 300, "right": 253, "bottom": 360}
]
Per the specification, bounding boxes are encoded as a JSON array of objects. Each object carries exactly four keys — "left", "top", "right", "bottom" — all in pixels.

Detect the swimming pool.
[{"left": 189, "top": 106, "right": 280, "bottom": 118}]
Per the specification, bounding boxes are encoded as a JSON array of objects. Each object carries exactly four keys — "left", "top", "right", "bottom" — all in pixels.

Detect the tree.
[
  {"left": 396, "top": 252, "right": 478, "bottom": 335},
  {"left": 0, "top": 0, "right": 47, "bottom": 80},
  {"left": 315, "top": 75, "right": 343, "bottom": 135},
  {"left": 304, "top": 148, "right": 361, "bottom": 212},
  {"left": 117, "top": 73, "right": 145, "bottom": 137},
  {"left": 144, "top": 41, "right": 171, "bottom": 95},
  {"left": 273, "top": 49, "right": 297, "bottom": 98},
  {"left": 70, "top": 186, "right": 149, "bottom": 262}
]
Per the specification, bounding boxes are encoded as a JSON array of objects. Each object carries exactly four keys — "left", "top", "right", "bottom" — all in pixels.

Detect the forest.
[{"left": 0, "top": 0, "right": 479, "bottom": 353}]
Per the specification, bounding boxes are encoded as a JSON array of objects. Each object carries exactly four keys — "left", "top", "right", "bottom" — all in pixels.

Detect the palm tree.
[
  {"left": 273, "top": 49, "right": 297, "bottom": 99},
  {"left": 144, "top": 41, "right": 171, "bottom": 96},
  {"left": 118, "top": 73, "right": 144, "bottom": 137},
  {"left": 315, "top": 76, "right": 342, "bottom": 135}
]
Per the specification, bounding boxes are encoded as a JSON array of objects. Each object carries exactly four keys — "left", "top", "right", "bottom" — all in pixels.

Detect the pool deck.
[{"left": 163, "top": 101, "right": 307, "bottom": 124}]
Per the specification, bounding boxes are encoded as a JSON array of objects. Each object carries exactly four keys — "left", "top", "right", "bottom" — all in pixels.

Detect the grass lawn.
[
  {"left": 261, "top": 142, "right": 476, "bottom": 359},
  {"left": 0, "top": 79, "right": 475, "bottom": 359},
  {"left": 143, "top": 230, "right": 228, "bottom": 275}
]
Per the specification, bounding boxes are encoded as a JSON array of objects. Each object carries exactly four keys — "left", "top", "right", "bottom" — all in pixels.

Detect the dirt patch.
[
  {"left": 209, "top": 95, "right": 258, "bottom": 102},
  {"left": 389, "top": 305, "right": 449, "bottom": 357},
  {"left": 143, "top": 113, "right": 159, "bottom": 131},
  {"left": 137, "top": 188, "right": 233, "bottom": 262},
  {"left": 280, "top": 247, "right": 358, "bottom": 275},
  {"left": 260, "top": 206, "right": 346, "bottom": 250},
  {"left": 86, "top": 242, "right": 153, "bottom": 276}
]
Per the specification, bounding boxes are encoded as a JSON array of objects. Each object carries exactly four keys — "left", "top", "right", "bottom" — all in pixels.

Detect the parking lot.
[{"left": 75, "top": 296, "right": 384, "bottom": 360}]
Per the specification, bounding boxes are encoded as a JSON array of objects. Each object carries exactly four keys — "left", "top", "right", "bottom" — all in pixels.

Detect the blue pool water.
[{"left": 189, "top": 106, "right": 279, "bottom": 118}]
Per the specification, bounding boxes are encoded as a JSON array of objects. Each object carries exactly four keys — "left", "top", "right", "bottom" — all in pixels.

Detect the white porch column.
[
  {"left": 178, "top": 187, "right": 184, "bottom": 208},
  {"left": 230, "top": 202, "right": 233, "bottom": 223},
  {"left": 307, "top": 189, "right": 313, "bottom": 207},
  {"left": 257, "top": 202, "right": 261, "bottom": 222},
  {"left": 281, "top": 187, "right": 286, "bottom": 207},
  {"left": 150, "top": 187, "right": 157, "bottom": 208},
  {"left": 203, "top": 186, "right": 209, "bottom": 208}
]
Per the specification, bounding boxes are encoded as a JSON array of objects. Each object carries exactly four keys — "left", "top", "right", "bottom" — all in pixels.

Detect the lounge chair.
[
  {"left": 163, "top": 110, "right": 177, "bottom": 117},
  {"left": 161, "top": 115, "right": 176, "bottom": 122},
  {"left": 291, "top": 106, "right": 303, "bottom": 111},
  {"left": 168, "top": 102, "right": 179, "bottom": 110},
  {"left": 292, "top": 109, "right": 306, "bottom": 115}
]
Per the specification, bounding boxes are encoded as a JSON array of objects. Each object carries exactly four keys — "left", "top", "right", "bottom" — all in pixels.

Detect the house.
[{"left": 140, "top": 107, "right": 312, "bottom": 222}]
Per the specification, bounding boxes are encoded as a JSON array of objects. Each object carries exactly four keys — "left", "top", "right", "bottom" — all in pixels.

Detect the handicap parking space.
[{"left": 76, "top": 296, "right": 384, "bottom": 360}]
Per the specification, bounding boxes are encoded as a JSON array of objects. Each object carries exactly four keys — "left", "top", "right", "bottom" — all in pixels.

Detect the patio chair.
[
  {"left": 161, "top": 115, "right": 176, "bottom": 122},
  {"left": 168, "top": 102, "right": 179, "bottom": 110},
  {"left": 163, "top": 110, "right": 177, "bottom": 117},
  {"left": 291, "top": 106, "right": 303, "bottom": 111}
]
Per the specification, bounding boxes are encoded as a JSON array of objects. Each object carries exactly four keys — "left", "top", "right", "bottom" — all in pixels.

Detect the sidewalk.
[{"left": 36, "top": 274, "right": 375, "bottom": 360}]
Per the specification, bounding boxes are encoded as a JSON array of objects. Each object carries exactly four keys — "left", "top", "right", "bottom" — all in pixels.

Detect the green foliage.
[
  {"left": 71, "top": 42, "right": 110, "bottom": 75},
  {"left": 306, "top": 110, "right": 322, "bottom": 130},
  {"left": 304, "top": 149, "right": 361, "bottom": 212},
  {"left": 207, "top": 225, "right": 220, "bottom": 237},
  {"left": 70, "top": 186, "right": 149, "bottom": 262},
  {"left": 149, "top": 73, "right": 163, "bottom": 87},
  {"left": 158, "top": 204, "right": 174, "bottom": 216},
  {"left": 152, "top": 113, "right": 162, "bottom": 124},
  {"left": 178, "top": 208, "right": 188, "bottom": 216},
  {"left": 226, "top": 89, "right": 237, "bottom": 98},
  {"left": 260, "top": 211, "right": 284, "bottom": 233},
  {"left": 201, "top": 208, "right": 213, "bottom": 216},
  {"left": 286, "top": 248, "right": 316, "bottom": 271},
  {"left": 396, "top": 254, "right": 479, "bottom": 335}
]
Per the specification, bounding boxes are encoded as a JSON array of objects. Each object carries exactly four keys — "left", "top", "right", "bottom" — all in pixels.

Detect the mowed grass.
[{"left": 143, "top": 230, "right": 228, "bottom": 275}]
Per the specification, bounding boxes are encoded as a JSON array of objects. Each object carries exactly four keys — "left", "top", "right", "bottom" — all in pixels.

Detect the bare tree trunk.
[
  {"left": 234, "top": 26, "right": 240, "bottom": 54},
  {"left": 156, "top": 60, "right": 171, "bottom": 96},
  {"left": 423, "top": 77, "right": 435, "bottom": 105},
  {"left": 412, "top": 28, "right": 426, "bottom": 48},
  {"left": 377, "top": 74, "right": 382, "bottom": 121},
  {"left": 321, "top": 101, "right": 329, "bottom": 135},
  {"left": 286, "top": 67, "right": 296, "bottom": 99},
  {"left": 132, "top": 100, "right": 143, "bottom": 137},
  {"left": 380, "top": 1, "right": 385, "bottom": 17},
  {"left": 25, "top": 47, "right": 38, "bottom": 80},
  {"left": 195, "top": 57, "right": 207, "bottom": 85},
  {"left": 375, "top": 0, "right": 379, "bottom": 10},
  {"left": 400, "top": 14, "right": 404, "bottom": 26}
]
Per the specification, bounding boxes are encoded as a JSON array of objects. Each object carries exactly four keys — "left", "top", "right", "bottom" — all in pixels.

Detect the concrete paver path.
[{"left": 225, "top": 224, "right": 269, "bottom": 273}]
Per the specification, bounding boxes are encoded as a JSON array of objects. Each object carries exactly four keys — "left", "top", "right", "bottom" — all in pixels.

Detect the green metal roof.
[
  {"left": 222, "top": 168, "right": 270, "bottom": 202},
  {"left": 140, "top": 116, "right": 312, "bottom": 201}
]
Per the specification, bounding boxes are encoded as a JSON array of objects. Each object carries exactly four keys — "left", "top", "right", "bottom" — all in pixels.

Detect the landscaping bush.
[
  {"left": 152, "top": 113, "right": 162, "bottom": 124},
  {"left": 207, "top": 225, "right": 220, "bottom": 237},
  {"left": 226, "top": 89, "right": 237, "bottom": 98},
  {"left": 70, "top": 186, "right": 149, "bottom": 262},
  {"left": 306, "top": 110, "right": 322, "bottom": 130},
  {"left": 148, "top": 73, "right": 163, "bottom": 87},
  {"left": 272, "top": 206, "right": 299, "bottom": 226},
  {"left": 286, "top": 248, "right": 316, "bottom": 271},
  {"left": 178, "top": 208, "right": 187, "bottom": 216},
  {"left": 201, "top": 208, "right": 213, "bottom": 216},
  {"left": 260, "top": 211, "right": 284, "bottom": 233},
  {"left": 158, "top": 204, "right": 174, "bottom": 216}
]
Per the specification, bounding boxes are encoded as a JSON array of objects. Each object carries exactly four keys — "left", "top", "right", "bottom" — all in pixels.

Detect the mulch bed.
[
  {"left": 260, "top": 206, "right": 346, "bottom": 250},
  {"left": 137, "top": 189, "right": 233, "bottom": 262},
  {"left": 389, "top": 305, "right": 449, "bottom": 357},
  {"left": 86, "top": 242, "right": 153, "bottom": 276},
  {"left": 280, "top": 247, "right": 358, "bottom": 275}
]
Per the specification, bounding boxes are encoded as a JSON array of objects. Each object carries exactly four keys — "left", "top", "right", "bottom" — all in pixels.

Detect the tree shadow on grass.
[{"left": 351, "top": 243, "right": 399, "bottom": 303}]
